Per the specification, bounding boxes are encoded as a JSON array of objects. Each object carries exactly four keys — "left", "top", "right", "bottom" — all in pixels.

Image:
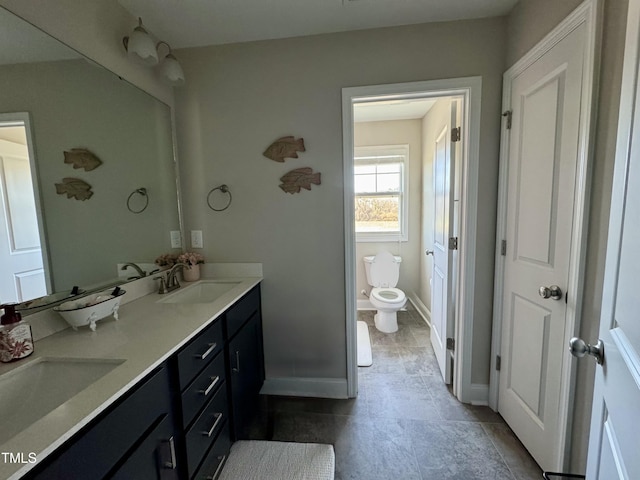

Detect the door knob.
[
  {"left": 425, "top": 250, "right": 434, "bottom": 256},
  {"left": 569, "top": 337, "right": 604, "bottom": 365},
  {"left": 538, "top": 285, "right": 563, "bottom": 300}
]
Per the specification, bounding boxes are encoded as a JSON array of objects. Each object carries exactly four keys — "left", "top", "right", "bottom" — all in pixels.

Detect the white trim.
[
  {"left": 408, "top": 295, "right": 431, "bottom": 326},
  {"left": 261, "top": 377, "right": 349, "bottom": 399},
  {"left": 489, "top": 0, "right": 602, "bottom": 471},
  {"left": 343, "top": 76, "right": 482, "bottom": 401},
  {"left": 468, "top": 383, "right": 490, "bottom": 406}
]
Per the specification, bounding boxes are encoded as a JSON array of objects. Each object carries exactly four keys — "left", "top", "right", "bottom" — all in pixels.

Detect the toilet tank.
[{"left": 363, "top": 254, "right": 402, "bottom": 287}]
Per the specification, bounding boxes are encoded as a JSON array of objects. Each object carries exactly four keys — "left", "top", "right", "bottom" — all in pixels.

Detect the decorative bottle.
[{"left": 0, "top": 304, "right": 34, "bottom": 363}]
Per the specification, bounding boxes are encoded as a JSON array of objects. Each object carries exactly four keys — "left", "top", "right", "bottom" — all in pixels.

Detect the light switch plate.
[
  {"left": 170, "top": 230, "right": 182, "bottom": 248},
  {"left": 191, "top": 230, "right": 203, "bottom": 248}
]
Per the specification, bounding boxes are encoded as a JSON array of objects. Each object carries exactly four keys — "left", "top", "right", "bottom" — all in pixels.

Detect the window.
[{"left": 354, "top": 145, "right": 409, "bottom": 242}]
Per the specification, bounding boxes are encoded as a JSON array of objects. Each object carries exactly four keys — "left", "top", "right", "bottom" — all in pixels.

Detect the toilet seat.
[{"left": 370, "top": 287, "right": 406, "bottom": 306}]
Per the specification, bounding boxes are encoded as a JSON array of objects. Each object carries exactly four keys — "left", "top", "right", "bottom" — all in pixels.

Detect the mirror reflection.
[{"left": 0, "top": 7, "right": 181, "bottom": 310}]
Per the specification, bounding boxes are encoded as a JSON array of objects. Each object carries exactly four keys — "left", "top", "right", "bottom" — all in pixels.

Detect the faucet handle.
[{"left": 154, "top": 275, "right": 168, "bottom": 294}]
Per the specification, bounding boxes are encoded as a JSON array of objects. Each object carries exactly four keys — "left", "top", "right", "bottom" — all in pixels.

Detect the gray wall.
[
  {"left": 506, "top": 0, "right": 629, "bottom": 471},
  {"left": 174, "top": 17, "right": 506, "bottom": 385},
  {"left": 354, "top": 119, "right": 422, "bottom": 306}
]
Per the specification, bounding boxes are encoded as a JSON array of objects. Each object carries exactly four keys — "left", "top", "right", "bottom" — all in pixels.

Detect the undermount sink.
[
  {"left": 0, "top": 357, "right": 124, "bottom": 445},
  {"left": 158, "top": 280, "right": 241, "bottom": 304}
]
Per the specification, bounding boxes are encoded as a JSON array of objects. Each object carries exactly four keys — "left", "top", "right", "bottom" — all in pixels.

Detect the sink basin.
[
  {"left": 158, "top": 280, "right": 241, "bottom": 304},
  {"left": 0, "top": 357, "right": 124, "bottom": 445}
]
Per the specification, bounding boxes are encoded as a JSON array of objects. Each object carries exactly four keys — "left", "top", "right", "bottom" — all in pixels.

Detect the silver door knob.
[
  {"left": 425, "top": 250, "right": 434, "bottom": 256},
  {"left": 569, "top": 337, "right": 604, "bottom": 365},
  {"left": 538, "top": 285, "right": 563, "bottom": 300}
]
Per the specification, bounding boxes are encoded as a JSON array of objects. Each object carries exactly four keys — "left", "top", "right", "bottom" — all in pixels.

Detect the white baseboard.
[
  {"left": 408, "top": 294, "right": 431, "bottom": 327},
  {"left": 260, "top": 377, "right": 349, "bottom": 399},
  {"left": 468, "top": 383, "right": 490, "bottom": 406},
  {"left": 357, "top": 299, "right": 374, "bottom": 310}
]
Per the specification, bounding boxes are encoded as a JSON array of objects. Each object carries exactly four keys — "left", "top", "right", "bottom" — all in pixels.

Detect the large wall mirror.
[{"left": 0, "top": 7, "right": 182, "bottom": 311}]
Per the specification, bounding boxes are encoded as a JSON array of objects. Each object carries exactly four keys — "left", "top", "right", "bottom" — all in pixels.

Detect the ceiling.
[
  {"left": 354, "top": 98, "right": 439, "bottom": 123},
  {"left": 118, "top": 0, "right": 518, "bottom": 49}
]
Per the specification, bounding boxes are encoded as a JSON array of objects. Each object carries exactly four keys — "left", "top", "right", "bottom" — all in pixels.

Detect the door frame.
[
  {"left": 489, "top": 0, "right": 602, "bottom": 470},
  {"left": 342, "top": 76, "right": 482, "bottom": 402}
]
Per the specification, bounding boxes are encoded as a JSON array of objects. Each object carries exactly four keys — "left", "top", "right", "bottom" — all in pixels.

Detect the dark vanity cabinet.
[
  {"left": 28, "top": 365, "right": 179, "bottom": 480},
  {"left": 26, "top": 284, "right": 264, "bottom": 480},
  {"left": 224, "top": 286, "right": 265, "bottom": 440}
]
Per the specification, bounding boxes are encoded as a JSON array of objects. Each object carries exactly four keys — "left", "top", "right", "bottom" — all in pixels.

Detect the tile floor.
[{"left": 256, "top": 307, "right": 543, "bottom": 480}]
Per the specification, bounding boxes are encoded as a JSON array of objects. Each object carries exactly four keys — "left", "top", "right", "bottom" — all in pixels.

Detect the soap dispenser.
[{"left": 0, "top": 304, "right": 34, "bottom": 362}]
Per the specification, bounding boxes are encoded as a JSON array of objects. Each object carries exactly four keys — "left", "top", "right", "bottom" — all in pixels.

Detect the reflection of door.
[
  {"left": 0, "top": 137, "right": 46, "bottom": 303},
  {"left": 584, "top": 0, "right": 640, "bottom": 476},
  {"left": 498, "top": 20, "right": 586, "bottom": 470},
  {"left": 430, "top": 115, "right": 455, "bottom": 384}
]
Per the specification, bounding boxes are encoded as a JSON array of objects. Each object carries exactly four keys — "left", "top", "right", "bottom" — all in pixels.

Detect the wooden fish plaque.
[
  {"left": 279, "top": 167, "right": 321, "bottom": 194},
  {"left": 55, "top": 177, "right": 93, "bottom": 201},
  {"left": 63, "top": 148, "right": 102, "bottom": 171},
  {"left": 263, "top": 136, "right": 305, "bottom": 162}
]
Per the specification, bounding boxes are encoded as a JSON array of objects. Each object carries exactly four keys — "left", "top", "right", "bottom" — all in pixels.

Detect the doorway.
[
  {"left": 342, "top": 77, "right": 482, "bottom": 401},
  {"left": 0, "top": 113, "right": 49, "bottom": 303}
]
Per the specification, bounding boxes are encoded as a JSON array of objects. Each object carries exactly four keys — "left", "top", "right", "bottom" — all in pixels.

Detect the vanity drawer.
[
  {"left": 191, "top": 422, "right": 232, "bottom": 480},
  {"left": 225, "top": 285, "right": 260, "bottom": 339},
  {"left": 185, "top": 382, "right": 229, "bottom": 476},
  {"left": 182, "top": 350, "right": 226, "bottom": 427},
  {"left": 178, "top": 319, "right": 223, "bottom": 390}
]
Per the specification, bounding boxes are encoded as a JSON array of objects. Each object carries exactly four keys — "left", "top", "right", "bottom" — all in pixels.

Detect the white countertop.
[{"left": 0, "top": 275, "right": 262, "bottom": 480}]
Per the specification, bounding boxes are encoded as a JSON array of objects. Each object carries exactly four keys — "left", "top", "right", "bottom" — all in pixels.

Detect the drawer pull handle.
[
  {"left": 202, "top": 412, "right": 223, "bottom": 438},
  {"left": 232, "top": 351, "right": 240, "bottom": 373},
  {"left": 205, "top": 454, "right": 227, "bottom": 480},
  {"left": 159, "top": 436, "right": 177, "bottom": 470},
  {"left": 196, "top": 342, "right": 217, "bottom": 360},
  {"left": 199, "top": 375, "right": 220, "bottom": 396}
]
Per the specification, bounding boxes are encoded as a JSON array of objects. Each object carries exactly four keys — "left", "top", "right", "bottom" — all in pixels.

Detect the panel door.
[
  {"left": 0, "top": 138, "right": 46, "bottom": 302},
  {"left": 498, "top": 21, "right": 586, "bottom": 470},
  {"left": 430, "top": 118, "right": 456, "bottom": 384},
  {"left": 585, "top": 0, "right": 640, "bottom": 477}
]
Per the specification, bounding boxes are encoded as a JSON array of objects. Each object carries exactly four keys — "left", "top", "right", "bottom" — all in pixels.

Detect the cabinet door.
[
  {"left": 111, "top": 415, "right": 179, "bottom": 480},
  {"left": 228, "top": 312, "right": 264, "bottom": 440}
]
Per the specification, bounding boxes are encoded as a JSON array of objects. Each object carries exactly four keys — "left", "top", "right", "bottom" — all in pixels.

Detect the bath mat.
[
  {"left": 218, "top": 440, "right": 335, "bottom": 480},
  {"left": 357, "top": 320, "right": 373, "bottom": 367}
]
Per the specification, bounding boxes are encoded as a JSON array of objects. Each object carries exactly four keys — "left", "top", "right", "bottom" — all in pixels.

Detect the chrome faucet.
[
  {"left": 155, "top": 263, "right": 189, "bottom": 294},
  {"left": 120, "top": 262, "right": 147, "bottom": 279}
]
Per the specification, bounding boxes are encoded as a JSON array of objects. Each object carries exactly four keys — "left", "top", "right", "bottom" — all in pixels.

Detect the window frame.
[{"left": 354, "top": 144, "right": 409, "bottom": 242}]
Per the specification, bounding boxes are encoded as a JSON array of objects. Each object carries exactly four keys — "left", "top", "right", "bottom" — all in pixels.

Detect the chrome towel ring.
[
  {"left": 127, "top": 187, "right": 149, "bottom": 213},
  {"left": 207, "top": 184, "right": 232, "bottom": 211}
]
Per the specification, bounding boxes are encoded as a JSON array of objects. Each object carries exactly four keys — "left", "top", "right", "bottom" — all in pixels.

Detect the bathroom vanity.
[{"left": 0, "top": 277, "right": 264, "bottom": 480}]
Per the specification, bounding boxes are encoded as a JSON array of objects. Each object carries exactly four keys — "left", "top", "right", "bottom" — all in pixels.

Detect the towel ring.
[
  {"left": 207, "top": 184, "right": 232, "bottom": 211},
  {"left": 127, "top": 187, "right": 149, "bottom": 214}
]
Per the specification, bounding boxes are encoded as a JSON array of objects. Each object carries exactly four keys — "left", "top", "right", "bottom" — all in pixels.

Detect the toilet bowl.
[{"left": 363, "top": 251, "right": 407, "bottom": 333}]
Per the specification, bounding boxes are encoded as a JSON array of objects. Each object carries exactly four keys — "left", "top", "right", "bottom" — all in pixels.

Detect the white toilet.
[{"left": 363, "top": 251, "right": 407, "bottom": 333}]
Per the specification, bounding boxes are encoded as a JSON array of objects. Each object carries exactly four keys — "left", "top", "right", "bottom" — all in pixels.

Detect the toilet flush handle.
[{"left": 425, "top": 250, "right": 434, "bottom": 256}]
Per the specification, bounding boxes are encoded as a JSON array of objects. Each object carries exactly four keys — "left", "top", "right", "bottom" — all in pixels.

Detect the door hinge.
[
  {"left": 496, "top": 355, "right": 501, "bottom": 371},
  {"left": 448, "top": 237, "right": 458, "bottom": 250},
  {"left": 446, "top": 337, "right": 455, "bottom": 351},
  {"left": 502, "top": 110, "right": 512, "bottom": 130},
  {"left": 501, "top": 240, "right": 507, "bottom": 256},
  {"left": 451, "top": 126, "right": 461, "bottom": 142}
]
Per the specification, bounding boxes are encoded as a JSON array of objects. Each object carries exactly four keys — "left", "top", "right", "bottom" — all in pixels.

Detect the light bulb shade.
[
  {"left": 126, "top": 25, "right": 158, "bottom": 66},
  {"left": 160, "top": 54, "right": 185, "bottom": 86}
]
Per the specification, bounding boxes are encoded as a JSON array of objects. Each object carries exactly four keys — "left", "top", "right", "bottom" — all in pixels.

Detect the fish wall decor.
[
  {"left": 279, "top": 167, "right": 321, "bottom": 194},
  {"left": 63, "top": 148, "right": 102, "bottom": 171},
  {"left": 263, "top": 136, "right": 305, "bottom": 162},
  {"left": 55, "top": 178, "right": 94, "bottom": 201}
]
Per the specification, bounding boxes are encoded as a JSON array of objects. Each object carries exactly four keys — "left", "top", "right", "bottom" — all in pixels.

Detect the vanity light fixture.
[
  {"left": 156, "top": 41, "right": 185, "bottom": 86},
  {"left": 122, "top": 17, "right": 158, "bottom": 66},
  {"left": 122, "top": 19, "right": 185, "bottom": 86}
]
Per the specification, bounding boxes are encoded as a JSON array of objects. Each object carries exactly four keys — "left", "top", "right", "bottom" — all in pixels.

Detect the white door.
[
  {"left": 498, "top": 20, "right": 587, "bottom": 470},
  {"left": 584, "top": 0, "right": 640, "bottom": 477},
  {"left": 430, "top": 107, "right": 457, "bottom": 384},
  {"left": 0, "top": 137, "right": 47, "bottom": 303}
]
